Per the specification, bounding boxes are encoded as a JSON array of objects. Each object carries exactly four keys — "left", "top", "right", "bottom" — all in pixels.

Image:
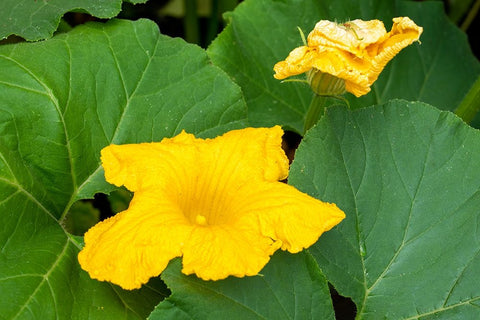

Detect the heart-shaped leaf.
[
  {"left": 289, "top": 100, "right": 480, "bottom": 318},
  {"left": 0, "top": 18, "right": 246, "bottom": 319},
  {"left": 208, "top": 0, "right": 480, "bottom": 133},
  {"left": 150, "top": 251, "right": 335, "bottom": 320}
]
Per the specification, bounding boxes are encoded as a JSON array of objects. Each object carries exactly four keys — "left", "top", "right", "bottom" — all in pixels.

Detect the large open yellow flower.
[
  {"left": 78, "top": 126, "right": 345, "bottom": 289},
  {"left": 274, "top": 17, "right": 423, "bottom": 97}
]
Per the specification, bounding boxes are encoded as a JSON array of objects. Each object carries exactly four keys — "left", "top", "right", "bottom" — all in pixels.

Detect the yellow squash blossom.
[
  {"left": 274, "top": 17, "right": 423, "bottom": 97},
  {"left": 78, "top": 126, "right": 345, "bottom": 290}
]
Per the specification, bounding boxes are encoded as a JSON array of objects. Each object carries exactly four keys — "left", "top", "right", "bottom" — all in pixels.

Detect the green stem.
[
  {"left": 303, "top": 94, "right": 350, "bottom": 134},
  {"left": 454, "top": 75, "right": 480, "bottom": 123},
  {"left": 184, "top": 0, "right": 199, "bottom": 44},
  {"left": 461, "top": 0, "right": 480, "bottom": 32},
  {"left": 304, "top": 94, "right": 329, "bottom": 134},
  {"left": 206, "top": 0, "right": 219, "bottom": 46}
]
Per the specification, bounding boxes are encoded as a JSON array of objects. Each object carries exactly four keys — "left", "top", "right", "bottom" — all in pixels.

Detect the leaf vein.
[
  {"left": 11, "top": 239, "right": 70, "bottom": 319},
  {"left": 360, "top": 112, "right": 436, "bottom": 313}
]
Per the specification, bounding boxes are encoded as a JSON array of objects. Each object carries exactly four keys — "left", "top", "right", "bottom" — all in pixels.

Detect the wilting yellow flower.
[
  {"left": 274, "top": 17, "right": 423, "bottom": 97},
  {"left": 78, "top": 126, "right": 345, "bottom": 289}
]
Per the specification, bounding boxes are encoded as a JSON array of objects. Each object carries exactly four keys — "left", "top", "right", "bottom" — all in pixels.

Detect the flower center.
[
  {"left": 175, "top": 171, "right": 235, "bottom": 227},
  {"left": 195, "top": 214, "right": 208, "bottom": 226}
]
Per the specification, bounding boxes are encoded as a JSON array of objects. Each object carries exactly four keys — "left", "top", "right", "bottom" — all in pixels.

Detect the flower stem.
[
  {"left": 303, "top": 94, "right": 349, "bottom": 134},
  {"left": 303, "top": 94, "right": 329, "bottom": 134}
]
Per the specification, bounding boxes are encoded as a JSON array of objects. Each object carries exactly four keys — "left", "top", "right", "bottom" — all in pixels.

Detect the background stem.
[
  {"left": 184, "top": 0, "right": 199, "bottom": 44},
  {"left": 455, "top": 75, "right": 480, "bottom": 123}
]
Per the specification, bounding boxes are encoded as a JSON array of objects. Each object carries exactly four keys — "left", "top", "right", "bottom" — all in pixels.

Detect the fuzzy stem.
[
  {"left": 303, "top": 94, "right": 328, "bottom": 134},
  {"left": 303, "top": 94, "right": 350, "bottom": 134}
]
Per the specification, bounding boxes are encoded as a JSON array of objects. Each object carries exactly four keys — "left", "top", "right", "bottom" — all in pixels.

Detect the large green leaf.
[
  {"left": 0, "top": 18, "right": 247, "bottom": 319},
  {"left": 207, "top": 0, "right": 480, "bottom": 133},
  {"left": 0, "top": 0, "right": 147, "bottom": 41},
  {"left": 289, "top": 100, "right": 480, "bottom": 318},
  {"left": 150, "top": 251, "right": 335, "bottom": 320}
]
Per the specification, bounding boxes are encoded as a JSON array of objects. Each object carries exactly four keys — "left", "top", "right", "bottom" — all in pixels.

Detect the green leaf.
[
  {"left": 289, "top": 100, "right": 480, "bottom": 318},
  {"left": 0, "top": 19, "right": 246, "bottom": 319},
  {"left": 149, "top": 251, "right": 335, "bottom": 320},
  {"left": 0, "top": 0, "right": 147, "bottom": 41},
  {"left": 207, "top": 0, "right": 480, "bottom": 133}
]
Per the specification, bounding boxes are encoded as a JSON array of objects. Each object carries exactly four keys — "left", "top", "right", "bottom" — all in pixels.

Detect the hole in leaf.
[
  {"left": 329, "top": 283, "right": 357, "bottom": 319},
  {"left": 282, "top": 130, "right": 302, "bottom": 163},
  {"left": 64, "top": 188, "right": 133, "bottom": 235},
  {"left": 63, "top": 200, "right": 100, "bottom": 236},
  {"left": 106, "top": 187, "right": 133, "bottom": 217}
]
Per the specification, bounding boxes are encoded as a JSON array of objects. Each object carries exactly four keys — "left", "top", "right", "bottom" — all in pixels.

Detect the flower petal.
[
  {"left": 181, "top": 222, "right": 278, "bottom": 280},
  {"left": 273, "top": 46, "right": 318, "bottom": 80},
  {"left": 369, "top": 17, "right": 423, "bottom": 84},
  {"left": 78, "top": 191, "right": 192, "bottom": 290},
  {"left": 101, "top": 132, "right": 199, "bottom": 192},
  {"left": 232, "top": 182, "right": 345, "bottom": 253},
  {"left": 102, "top": 126, "right": 288, "bottom": 193},
  {"left": 211, "top": 125, "right": 289, "bottom": 182},
  {"left": 308, "top": 19, "right": 387, "bottom": 56}
]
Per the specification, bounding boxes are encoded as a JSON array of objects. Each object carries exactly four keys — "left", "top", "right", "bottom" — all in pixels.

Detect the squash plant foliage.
[{"left": 1, "top": 0, "right": 479, "bottom": 319}]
